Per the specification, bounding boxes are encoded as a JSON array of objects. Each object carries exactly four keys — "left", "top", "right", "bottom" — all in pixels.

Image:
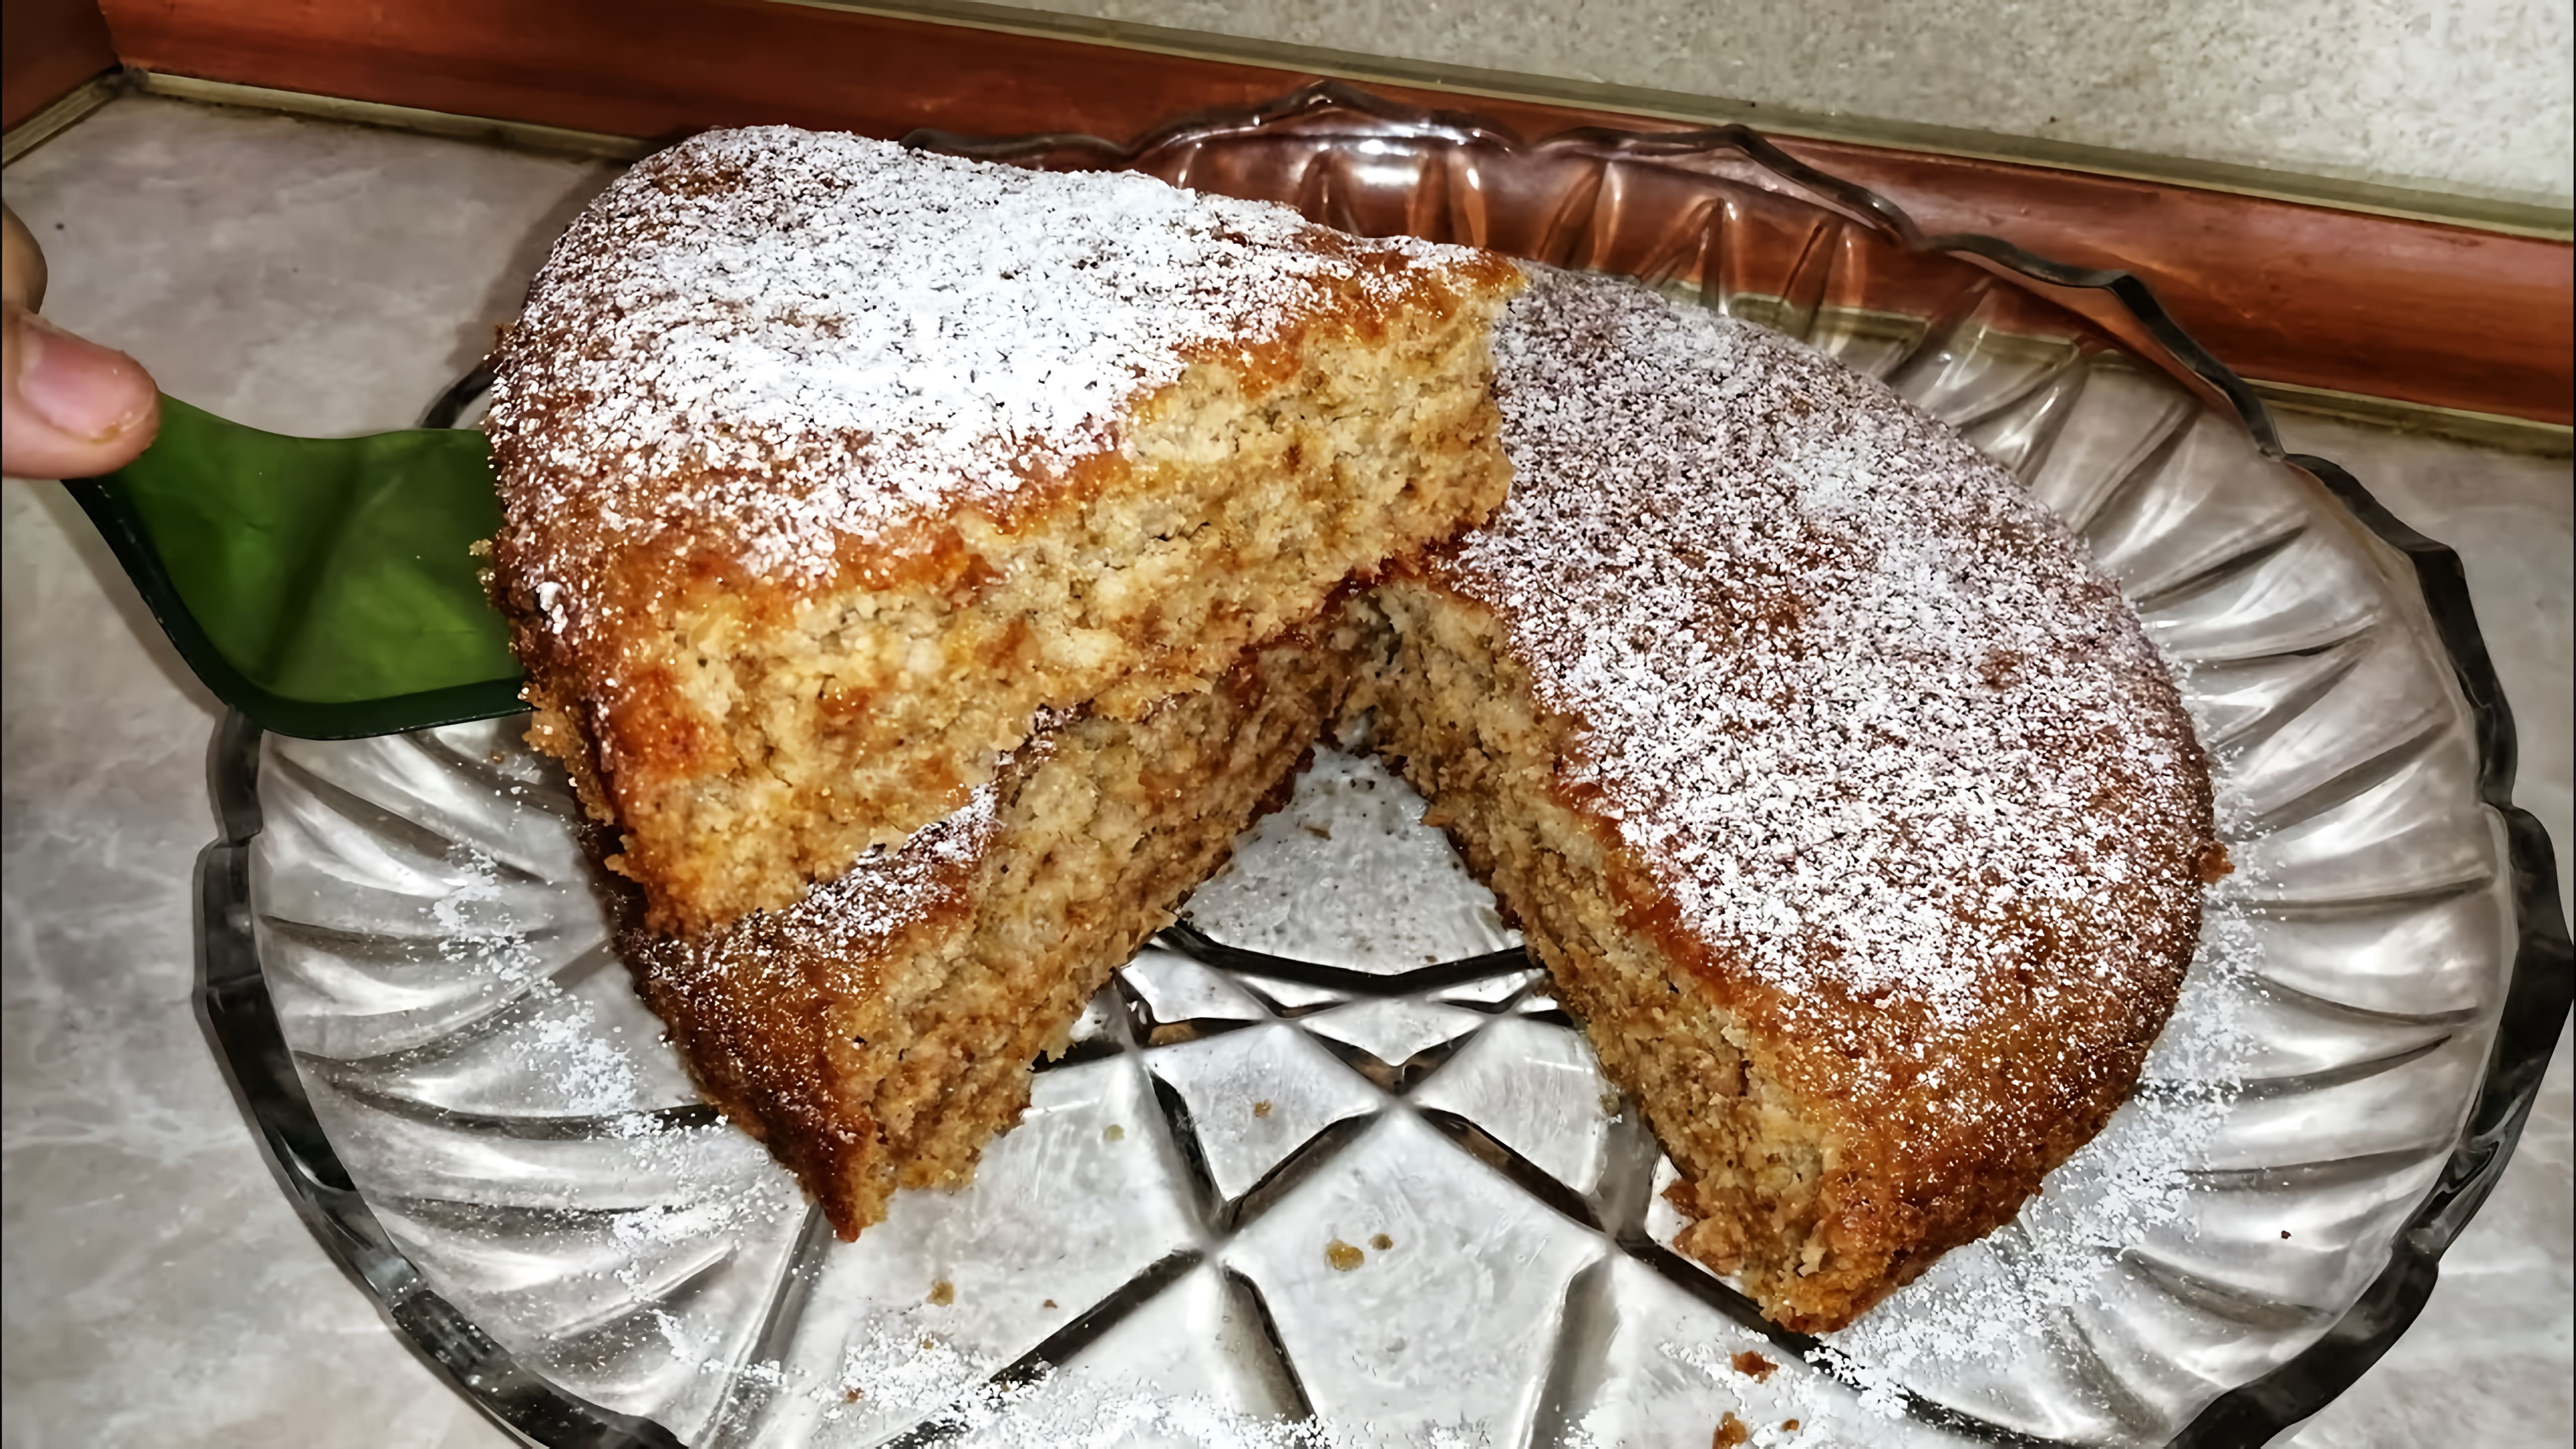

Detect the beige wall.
[{"left": 1022, "top": 0, "right": 2575, "bottom": 207}]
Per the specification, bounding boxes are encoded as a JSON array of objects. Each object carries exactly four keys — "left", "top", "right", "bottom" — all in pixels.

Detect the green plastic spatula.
[{"left": 63, "top": 394, "right": 527, "bottom": 739}]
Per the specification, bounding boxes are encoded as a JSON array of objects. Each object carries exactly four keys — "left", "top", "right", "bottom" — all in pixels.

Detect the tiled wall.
[{"left": 1024, "top": 0, "right": 2576, "bottom": 205}]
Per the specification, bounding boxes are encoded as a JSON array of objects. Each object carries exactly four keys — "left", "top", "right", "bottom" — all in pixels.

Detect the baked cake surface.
[
  {"left": 488, "top": 128, "right": 1518, "bottom": 934},
  {"left": 1342, "top": 268, "right": 2221, "bottom": 1331}
]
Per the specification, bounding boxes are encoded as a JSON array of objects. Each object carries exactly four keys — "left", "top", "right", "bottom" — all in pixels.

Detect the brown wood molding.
[
  {"left": 91, "top": 0, "right": 2574, "bottom": 426},
  {"left": 2, "top": 0, "right": 117, "bottom": 131}
]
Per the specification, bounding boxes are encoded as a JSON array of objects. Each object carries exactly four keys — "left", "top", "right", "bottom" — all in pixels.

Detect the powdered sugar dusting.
[
  {"left": 1645, "top": 1331, "right": 1866, "bottom": 1446},
  {"left": 1814, "top": 892, "right": 2261, "bottom": 1419},
  {"left": 802, "top": 1318, "right": 1348, "bottom": 1447},
  {"left": 656, "top": 777, "right": 1007, "bottom": 994},
  {"left": 430, "top": 842, "right": 649, "bottom": 1115},
  {"left": 767, "top": 778, "right": 1004, "bottom": 953},
  {"left": 488, "top": 127, "right": 1483, "bottom": 598},
  {"left": 1461, "top": 271, "right": 2210, "bottom": 1094}
]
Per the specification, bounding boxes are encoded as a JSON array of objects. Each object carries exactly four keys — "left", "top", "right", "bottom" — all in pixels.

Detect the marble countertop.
[{"left": 3, "top": 96, "right": 2568, "bottom": 1448}]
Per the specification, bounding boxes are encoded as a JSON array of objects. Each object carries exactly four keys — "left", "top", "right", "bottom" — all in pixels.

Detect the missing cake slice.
[
  {"left": 488, "top": 128, "right": 1519, "bottom": 936},
  {"left": 615, "top": 622, "right": 1356, "bottom": 1237}
]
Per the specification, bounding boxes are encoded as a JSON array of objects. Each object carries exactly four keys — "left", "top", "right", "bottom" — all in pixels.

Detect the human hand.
[{"left": 4, "top": 203, "right": 158, "bottom": 479}]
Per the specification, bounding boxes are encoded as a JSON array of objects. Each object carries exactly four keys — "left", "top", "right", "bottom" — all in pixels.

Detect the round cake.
[
  {"left": 1343, "top": 266, "right": 2222, "bottom": 1331},
  {"left": 485, "top": 131, "right": 2221, "bottom": 1338}
]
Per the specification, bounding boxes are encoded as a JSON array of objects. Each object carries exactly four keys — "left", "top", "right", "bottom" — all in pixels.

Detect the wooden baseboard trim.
[
  {"left": 130, "top": 71, "right": 655, "bottom": 160},
  {"left": 2253, "top": 381, "right": 2575, "bottom": 459},
  {"left": 1, "top": 67, "right": 123, "bottom": 166}
]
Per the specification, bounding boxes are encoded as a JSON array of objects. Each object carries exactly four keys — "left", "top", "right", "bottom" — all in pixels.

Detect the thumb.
[{"left": 4, "top": 207, "right": 158, "bottom": 480}]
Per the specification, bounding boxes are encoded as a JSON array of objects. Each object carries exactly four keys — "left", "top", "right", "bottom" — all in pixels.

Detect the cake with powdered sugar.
[
  {"left": 487, "top": 126, "right": 1521, "bottom": 937},
  {"left": 1341, "top": 269, "right": 2221, "bottom": 1331},
  {"left": 489, "top": 130, "right": 2217, "bottom": 1335}
]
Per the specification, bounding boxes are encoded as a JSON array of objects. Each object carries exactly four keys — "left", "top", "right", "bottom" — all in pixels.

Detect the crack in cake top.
[
  {"left": 488, "top": 127, "right": 1494, "bottom": 611},
  {"left": 1454, "top": 270, "right": 2213, "bottom": 1102}
]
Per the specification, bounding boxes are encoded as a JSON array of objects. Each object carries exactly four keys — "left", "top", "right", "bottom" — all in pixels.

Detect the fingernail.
[{"left": 16, "top": 313, "right": 154, "bottom": 442}]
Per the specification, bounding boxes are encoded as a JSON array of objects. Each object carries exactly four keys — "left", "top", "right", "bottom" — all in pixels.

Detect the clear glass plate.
[{"left": 195, "top": 85, "right": 2569, "bottom": 1448}]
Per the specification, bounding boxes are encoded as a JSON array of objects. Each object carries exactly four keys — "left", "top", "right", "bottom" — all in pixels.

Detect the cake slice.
[
  {"left": 487, "top": 127, "right": 1519, "bottom": 935},
  {"left": 618, "top": 622, "right": 1355, "bottom": 1238},
  {"left": 1335, "top": 270, "right": 2221, "bottom": 1332}
]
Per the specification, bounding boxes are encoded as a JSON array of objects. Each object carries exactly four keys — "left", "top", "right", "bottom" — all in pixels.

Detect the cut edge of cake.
[
  {"left": 611, "top": 617, "right": 1359, "bottom": 1238},
  {"left": 1313, "top": 269, "right": 2221, "bottom": 1332},
  {"left": 1335, "top": 578, "right": 2211, "bottom": 1332}
]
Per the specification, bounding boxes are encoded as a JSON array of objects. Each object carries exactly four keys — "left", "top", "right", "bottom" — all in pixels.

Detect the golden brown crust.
[{"left": 613, "top": 793, "right": 990, "bottom": 1216}]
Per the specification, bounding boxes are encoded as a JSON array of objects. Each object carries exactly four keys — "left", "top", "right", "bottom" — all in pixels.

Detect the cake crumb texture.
[{"left": 618, "top": 628, "right": 1352, "bottom": 1238}]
